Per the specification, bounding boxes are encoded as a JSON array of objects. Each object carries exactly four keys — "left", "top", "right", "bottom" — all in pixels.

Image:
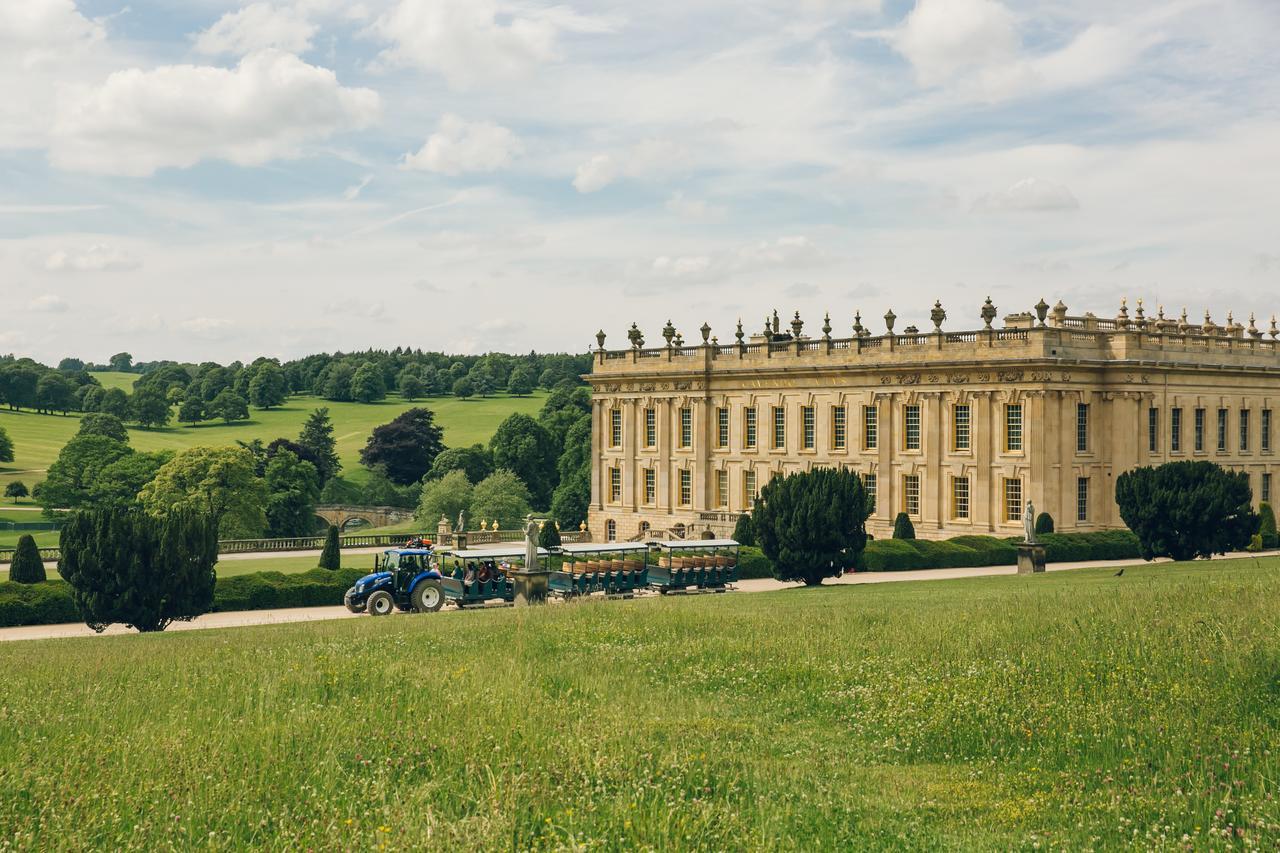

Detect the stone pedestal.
[
  {"left": 1017, "top": 542, "right": 1046, "bottom": 574},
  {"left": 513, "top": 569, "right": 552, "bottom": 607}
]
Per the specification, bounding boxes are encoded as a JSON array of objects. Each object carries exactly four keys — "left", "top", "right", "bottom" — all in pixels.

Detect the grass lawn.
[
  {"left": 88, "top": 371, "right": 140, "bottom": 392},
  {"left": 0, "top": 559, "right": 1276, "bottom": 849},
  {"left": 1, "top": 546, "right": 380, "bottom": 576},
  {"left": 0, "top": 386, "right": 546, "bottom": 492}
]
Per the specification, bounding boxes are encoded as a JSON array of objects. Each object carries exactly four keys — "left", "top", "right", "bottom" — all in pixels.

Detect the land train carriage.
[
  {"left": 549, "top": 542, "right": 651, "bottom": 598},
  {"left": 647, "top": 539, "right": 740, "bottom": 593},
  {"left": 442, "top": 546, "right": 550, "bottom": 608}
]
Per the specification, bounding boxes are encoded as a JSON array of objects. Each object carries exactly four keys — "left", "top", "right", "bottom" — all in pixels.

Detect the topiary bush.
[
  {"left": 1259, "top": 502, "right": 1278, "bottom": 549},
  {"left": 752, "top": 468, "right": 869, "bottom": 585},
  {"left": 318, "top": 524, "right": 341, "bottom": 569},
  {"left": 948, "top": 535, "right": 1018, "bottom": 566},
  {"left": 8, "top": 534, "right": 47, "bottom": 584},
  {"left": 731, "top": 513, "right": 755, "bottom": 547},
  {"left": 735, "top": 546, "right": 773, "bottom": 579},
  {"left": 892, "top": 512, "right": 915, "bottom": 540},
  {"left": 0, "top": 579, "right": 77, "bottom": 627},
  {"left": 1034, "top": 512, "right": 1055, "bottom": 535},
  {"left": 538, "top": 520, "right": 561, "bottom": 549},
  {"left": 214, "top": 568, "right": 363, "bottom": 612},
  {"left": 861, "top": 539, "right": 926, "bottom": 571}
]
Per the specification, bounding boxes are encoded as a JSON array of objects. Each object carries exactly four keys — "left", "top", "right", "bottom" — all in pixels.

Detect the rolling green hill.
[
  {"left": 0, "top": 559, "right": 1275, "bottom": 848},
  {"left": 0, "top": 387, "right": 547, "bottom": 493}
]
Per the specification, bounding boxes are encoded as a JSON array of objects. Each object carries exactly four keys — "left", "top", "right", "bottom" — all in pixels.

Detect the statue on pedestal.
[
  {"left": 455, "top": 510, "right": 466, "bottom": 533},
  {"left": 1022, "top": 500, "right": 1036, "bottom": 544},
  {"left": 522, "top": 514, "right": 540, "bottom": 571}
]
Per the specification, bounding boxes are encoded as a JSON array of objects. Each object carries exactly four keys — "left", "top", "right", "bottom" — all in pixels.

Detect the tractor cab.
[{"left": 344, "top": 546, "right": 446, "bottom": 615}]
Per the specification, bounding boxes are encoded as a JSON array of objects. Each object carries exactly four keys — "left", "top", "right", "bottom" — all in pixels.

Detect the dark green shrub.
[
  {"left": 318, "top": 524, "right": 341, "bottom": 569},
  {"left": 538, "top": 520, "right": 561, "bottom": 549},
  {"left": 1034, "top": 512, "right": 1055, "bottom": 535},
  {"left": 861, "top": 539, "right": 925, "bottom": 571},
  {"left": 213, "top": 568, "right": 363, "bottom": 612},
  {"left": 1259, "top": 502, "right": 1278, "bottom": 549},
  {"left": 752, "top": 468, "right": 869, "bottom": 585},
  {"left": 736, "top": 546, "right": 773, "bottom": 579},
  {"left": 948, "top": 536, "right": 1017, "bottom": 566},
  {"left": 0, "top": 580, "right": 78, "bottom": 627},
  {"left": 8, "top": 534, "right": 47, "bottom": 583},
  {"left": 892, "top": 512, "right": 915, "bottom": 539},
  {"left": 1116, "top": 461, "right": 1258, "bottom": 560},
  {"left": 58, "top": 507, "right": 217, "bottom": 633},
  {"left": 908, "top": 539, "right": 983, "bottom": 568},
  {"left": 731, "top": 513, "right": 755, "bottom": 547}
]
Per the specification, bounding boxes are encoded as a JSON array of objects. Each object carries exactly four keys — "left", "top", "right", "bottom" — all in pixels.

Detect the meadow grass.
[
  {"left": 0, "top": 560, "right": 1276, "bottom": 850},
  {"left": 0, "top": 385, "right": 546, "bottom": 491}
]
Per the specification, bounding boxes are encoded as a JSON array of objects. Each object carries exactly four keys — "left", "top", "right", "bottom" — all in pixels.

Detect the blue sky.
[{"left": 2, "top": 0, "right": 1278, "bottom": 363}]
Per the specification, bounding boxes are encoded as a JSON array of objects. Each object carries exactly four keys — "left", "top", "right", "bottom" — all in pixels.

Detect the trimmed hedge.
[
  {"left": 736, "top": 547, "right": 774, "bottom": 579},
  {"left": 0, "top": 567, "right": 366, "bottom": 629},
  {"left": 861, "top": 530, "right": 1141, "bottom": 572}
]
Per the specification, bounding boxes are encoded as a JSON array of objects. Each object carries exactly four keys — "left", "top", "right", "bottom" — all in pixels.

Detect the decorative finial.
[
  {"left": 852, "top": 310, "right": 864, "bottom": 337},
  {"left": 627, "top": 322, "right": 644, "bottom": 348},
  {"left": 1052, "top": 300, "right": 1068, "bottom": 325},
  {"left": 884, "top": 308, "right": 897, "bottom": 335},
  {"left": 930, "top": 300, "right": 946, "bottom": 332},
  {"left": 980, "top": 297, "right": 997, "bottom": 329},
  {"left": 1248, "top": 312, "right": 1260, "bottom": 339},
  {"left": 772, "top": 309, "right": 781, "bottom": 336},
  {"left": 822, "top": 312, "right": 832, "bottom": 340},
  {"left": 1270, "top": 315, "right": 1278, "bottom": 340},
  {"left": 1179, "top": 307, "right": 1189, "bottom": 334},
  {"left": 1034, "top": 298, "right": 1049, "bottom": 327},
  {"left": 674, "top": 331, "right": 684, "bottom": 347},
  {"left": 790, "top": 311, "right": 804, "bottom": 339},
  {"left": 595, "top": 329, "right": 607, "bottom": 350},
  {"left": 699, "top": 321, "right": 712, "bottom": 344},
  {"left": 734, "top": 319, "right": 744, "bottom": 345},
  {"left": 662, "top": 319, "right": 676, "bottom": 347}
]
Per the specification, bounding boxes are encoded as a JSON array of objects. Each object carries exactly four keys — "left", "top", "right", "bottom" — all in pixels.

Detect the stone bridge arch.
[{"left": 314, "top": 505, "right": 415, "bottom": 532}]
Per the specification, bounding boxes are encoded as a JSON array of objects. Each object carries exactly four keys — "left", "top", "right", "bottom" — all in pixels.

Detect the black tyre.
[
  {"left": 411, "top": 580, "right": 444, "bottom": 613},
  {"left": 366, "top": 590, "right": 394, "bottom": 616}
]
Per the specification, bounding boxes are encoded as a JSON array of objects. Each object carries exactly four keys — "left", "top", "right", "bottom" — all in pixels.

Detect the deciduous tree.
[
  {"left": 469, "top": 469, "right": 532, "bottom": 529},
  {"left": 130, "top": 385, "right": 171, "bottom": 428},
  {"left": 416, "top": 470, "right": 473, "bottom": 529},
  {"left": 5, "top": 481, "right": 29, "bottom": 503},
  {"left": 39, "top": 434, "right": 133, "bottom": 512},
  {"left": 77, "top": 412, "right": 128, "bottom": 443},
  {"left": 549, "top": 415, "right": 590, "bottom": 528},
  {"left": 349, "top": 361, "right": 386, "bottom": 403},
  {"left": 139, "top": 446, "right": 267, "bottom": 539},
  {"left": 426, "top": 444, "right": 493, "bottom": 484},
  {"left": 249, "top": 363, "right": 288, "bottom": 409},
  {"left": 359, "top": 408, "right": 445, "bottom": 485},
  {"left": 490, "top": 413, "right": 557, "bottom": 510},
  {"left": 206, "top": 389, "right": 250, "bottom": 423},
  {"left": 264, "top": 450, "right": 321, "bottom": 537},
  {"left": 0, "top": 425, "right": 13, "bottom": 463}
]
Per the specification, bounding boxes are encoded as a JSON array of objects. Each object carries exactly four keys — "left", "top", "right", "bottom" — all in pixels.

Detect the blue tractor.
[{"left": 344, "top": 547, "right": 445, "bottom": 616}]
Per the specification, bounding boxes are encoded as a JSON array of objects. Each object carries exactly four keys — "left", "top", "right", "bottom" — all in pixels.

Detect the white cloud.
[
  {"left": 648, "top": 236, "right": 829, "bottom": 284},
  {"left": 45, "top": 244, "right": 141, "bottom": 272},
  {"left": 893, "top": 0, "right": 1018, "bottom": 87},
  {"left": 666, "top": 192, "right": 726, "bottom": 222},
  {"left": 50, "top": 50, "right": 380, "bottom": 176},
  {"left": 369, "top": 0, "right": 614, "bottom": 87},
  {"left": 29, "top": 294, "right": 69, "bottom": 313},
  {"left": 573, "top": 154, "right": 618, "bottom": 193},
  {"left": 0, "top": 0, "right": 103, "bottom": 67},
  {"left": 971, "top": 178, "right": 1080, "bottom": 213},
  {"left": 194, "top": 3, "right": 317, "bottom": 56},
  {"left": 402, "top": 114, "right": 522, "bottom": 175},
  {"left": 178, "top": 317, "right": 236, "bottom": 341}
]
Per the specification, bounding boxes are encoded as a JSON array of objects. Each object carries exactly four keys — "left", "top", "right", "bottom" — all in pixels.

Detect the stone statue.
[
  {"left": 522, "top": 514, "right": 540, "bottom": 571},
  {"left": 455, "top": 510, "right": 465, "bottom": 533},
  {"left": 1022, "top": 500, "right": 1036, "bottom": 544}
]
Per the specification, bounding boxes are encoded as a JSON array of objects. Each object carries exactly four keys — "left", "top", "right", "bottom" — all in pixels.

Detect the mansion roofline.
[{"left": 589, "top": 298, "right": 1280, "bottom": 378}]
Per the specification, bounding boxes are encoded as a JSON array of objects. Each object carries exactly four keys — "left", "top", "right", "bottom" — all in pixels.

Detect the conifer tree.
[
  {"left": 8, "top": 534, "right": 46, "bottom": 583},
  {"left": 318, "top": 524, "right": 341, "bottom": 570},
  {"left": 751, "top": 468, "right": 869, "bottom": 585}
]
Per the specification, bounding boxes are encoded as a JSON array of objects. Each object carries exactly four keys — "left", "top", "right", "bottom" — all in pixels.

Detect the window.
[
  {"left": 679, "top": 407, "right": 692, "bottom": 448},
  {"left": 606, "top": 519, "right": 616, "bottom": 542},
  {"left": 716, "top": 407, "right": 729, "bottom": 448},
  {"left": 863, "top": 405, "right": 878, "bottom": 450},
  {"left": 903, "top": 475, "right": 920, "bottom": 516},
  {"left": 862, "top": 473, "right": 877, "bottom": 512},
  {"left": 953, "top": 404, "right": 971, "bottom": 451},
  {"left": 679, "top": 469, "right": 692, "bottom": 506},
  {"left": 716, "top": 470, "right": 729, "bottom": 509},
  {"left": 1148, "top": 407, "right": 1159, "bottom": 453},
  {"left": 1076, "top": 403, "right": 1089, "bottom": 453},
  {"left": 609, "top": 409, "right": 622, "bottom": 448},
  {"left": 1004, "top": 478, "right": 1023, "bottom": 523},
  {"left": 832, "top": 406, "right": 847, "bottom": 450},
  {"left": 644, "top": 408, "right": 656, "bottom": 448},
  {"left": 772, "top": 406, "right": 786, "bottom": 449},
  {"left": 1240, "top": 409, "right": 1251, "bottom": 452},
  {"left": 904, "top": 405, "right": 921, "bottom": 450},
  {"left": 639, "top": 521, "right": 650, "bottom": 536},
  {"left": 1218, "top": 408, "right": 1228, "bottom": 452},
  {"left": 743, "top": 469, "right": 757, "bottom": 507},
  {"left": 1264, "top": 472, "right": 1272, "bottom": 504},
  {"left": 1171, "top": 407, "right": 1182, "bottom": 452},
  {"left": 952, "top": 476, "right": 970, "bottom": 520},
  {"left": 1077, "top": 477, "right": 1089, "bottom": 522},
  {"left": 801, "top": 405, "right": 815, "bottom": 449},
  {"left": 1264, "top": 410, "right": 1272, "bottom": 453},
  {"left": 744, "top": 407, "right": 757, "bottom": 449},
  {"left": 643, "top": 468, "right": 656, "bottom": 504},
  {"left": 1005, "top": 404, "right": 1023, "bottom": 452},
  {"left": 609, "top": 467, "right": 621, "bottom": 502},
  {"left": 1195, "top": 408, "right": 1205, "bottom": 452}
]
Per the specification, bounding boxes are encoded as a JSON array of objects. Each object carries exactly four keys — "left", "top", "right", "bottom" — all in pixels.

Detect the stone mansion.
[{"left": 585, "top": 298, "right": 1280, "bottom": 542}]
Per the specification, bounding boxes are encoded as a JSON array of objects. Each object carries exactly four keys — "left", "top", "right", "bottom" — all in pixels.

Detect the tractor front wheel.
[
  {"left": 411, "top": 580, "right": 444, "bottom": 613},
  {"left": 366, "top": 590, "right": 394, "bottom": 616}
]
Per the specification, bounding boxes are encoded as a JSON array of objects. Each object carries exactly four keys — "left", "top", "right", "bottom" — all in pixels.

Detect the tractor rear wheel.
[
  {"left": 366, "top": 590, "right": 394, "bottom": 616},
  {"left": 411, "top": 580, "right": 444, "bottom": 613}
]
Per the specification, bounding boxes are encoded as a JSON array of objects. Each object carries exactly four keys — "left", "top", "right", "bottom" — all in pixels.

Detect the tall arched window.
[{"left": 606, "top": 519, "right": 617, "bottom": 541}]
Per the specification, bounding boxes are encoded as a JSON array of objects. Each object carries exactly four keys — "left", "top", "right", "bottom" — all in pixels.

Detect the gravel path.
[{"left": 0, "top": 552, "right": 1199, "bottom": 643}]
